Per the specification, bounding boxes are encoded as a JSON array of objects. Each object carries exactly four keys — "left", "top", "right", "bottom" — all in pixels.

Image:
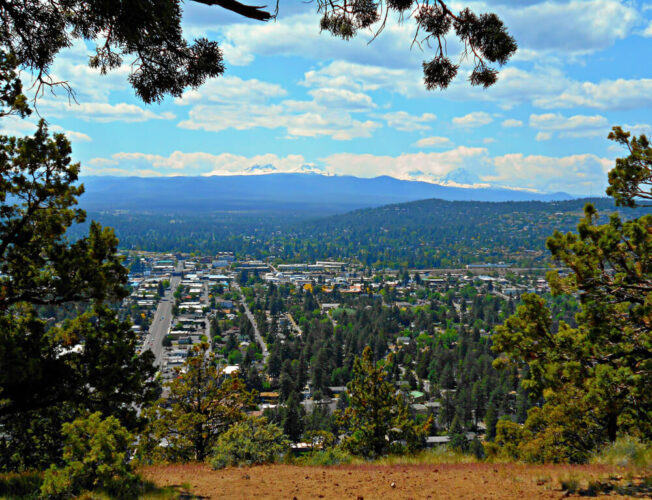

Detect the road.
[
  {"left": 286, "top": 312, "right": 303, "bottom": 337},
  {"left": 232, "top": 281, "right": 269, "bottom": 363},
  {"left": 142, "top": 261, "right": 182, "bottom": 367}
]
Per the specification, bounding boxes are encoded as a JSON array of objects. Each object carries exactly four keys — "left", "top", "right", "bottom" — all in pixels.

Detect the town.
[{"left": 123, "top": 251, "right": 567, "bottom": 449}]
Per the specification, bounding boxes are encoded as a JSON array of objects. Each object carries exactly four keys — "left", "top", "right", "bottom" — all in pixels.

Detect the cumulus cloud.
[
  {"left": 485, "top": 153, "right": 612, "bottom": 193},
  {"left": 645, "top": 20, "right": 652, "bottom": 37},
  {"left": 502, "top": 119, "right": 523, "bottom": 128},
  {"left": 86, "top": 147, "right": 613, "bottom": 195},
  {"left": 534, "top": 78, "right": 652, "bottom": 110},
  {"left": 496, "top": 0, "right": 641, "bottom": 55},
  {"left": 176, "top": 74, "right": 380, "bottom": 140},
  {"left": 453, "top": 112, "right": 493, "bottom": 128},
  {"left": 413, "top": 136, "right": 454, "bottom": 148},
  {"left": 39, "top": 100, "right": 175, "bottom": 123},
  {"left": 86, "top": 152, "right": 314, "bottom": 177},
  {"left": 529, "top": 113, "right": 609, "bottom": 139},
  {"left": 0, "top": 116, "right": 91, "bottom": 142},
  {"left": 380, "top": 111, "right": 436, "bottom": 132},
  {"left": 177, "top": 76, "right": 286, "bottom": 105}
]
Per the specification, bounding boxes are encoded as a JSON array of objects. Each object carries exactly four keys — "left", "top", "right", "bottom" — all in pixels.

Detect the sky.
[{"left": 4, "top": 0, "right": 652, "bottom": 196}]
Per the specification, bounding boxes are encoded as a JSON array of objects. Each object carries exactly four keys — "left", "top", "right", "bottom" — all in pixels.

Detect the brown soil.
[{"left": 141, "top": 462, "right": 648, "bottom": 499}]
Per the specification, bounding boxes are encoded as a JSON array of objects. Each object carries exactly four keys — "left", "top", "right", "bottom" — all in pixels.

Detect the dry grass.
[{"left": 141, "top": 462, "right": 649, "bottom": 499}]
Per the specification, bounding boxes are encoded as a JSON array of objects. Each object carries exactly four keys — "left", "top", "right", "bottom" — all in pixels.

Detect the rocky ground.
[{"left": 142, "top": 462, "right": 650, "bottom": 499}]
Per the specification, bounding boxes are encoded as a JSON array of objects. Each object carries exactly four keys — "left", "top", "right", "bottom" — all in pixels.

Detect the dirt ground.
[{"left": 142, "top": 462, "right": 649, "bottom": 499}]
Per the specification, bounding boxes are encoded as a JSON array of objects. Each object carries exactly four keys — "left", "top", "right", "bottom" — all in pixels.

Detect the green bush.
[
  {"left": 0, "top": 471, "right": 42, "bottom": 499},
  {"left": 592, "top": 436, "right": 652, "bottom": 468},
  {"left": 40, "top": 412, "right": 140, "bottom": 499},
  {"left": 297, "top": 447, "right": 354, "bottom": 466},
  {"left": 211, "top": 417, "right": 289, "bottom": 469}
]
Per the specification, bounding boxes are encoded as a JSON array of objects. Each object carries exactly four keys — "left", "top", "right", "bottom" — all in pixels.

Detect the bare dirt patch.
[{"left": 141, "top": 462, "right": 648, "bottom": 499}]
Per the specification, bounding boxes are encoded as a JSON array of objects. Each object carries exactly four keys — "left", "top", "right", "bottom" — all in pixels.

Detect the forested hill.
[
  {"left": 268, "top": 197, "right": 647, "bottom": 268},
  {"left": 76, "top": 197, "right": 646, "bottom": 269}
]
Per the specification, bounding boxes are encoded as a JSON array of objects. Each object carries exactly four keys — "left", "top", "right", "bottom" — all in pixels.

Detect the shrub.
[
  {"left": 592, "top": 436, "right": 652, "bottom": 468},
  {"left": 0, "top": 471, "right": 42, "bottom": 499},
  {"left": 40, "top": 412, "right": 139, "bottom": 499},
  {"left": 211, "top": 417, "right": 290, "bottom": 469},
  {"left": 297, "top": 447, "right": 354, "bottom": 466}
]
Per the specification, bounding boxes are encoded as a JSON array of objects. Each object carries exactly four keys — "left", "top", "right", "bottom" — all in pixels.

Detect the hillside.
[{"left": 73, "top": 196, "right": 646, "bottom": 268}]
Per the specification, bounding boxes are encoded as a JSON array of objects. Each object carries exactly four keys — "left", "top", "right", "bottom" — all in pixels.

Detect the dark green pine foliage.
[
  {"left": 0, "top": 120, "right": 157, "bottom": 470},
  {"left": 336, "top": 346, "right": 431, "bottom": 458},
  {"left": 492, "top": 126, "right": 651, "bottom": 460}
]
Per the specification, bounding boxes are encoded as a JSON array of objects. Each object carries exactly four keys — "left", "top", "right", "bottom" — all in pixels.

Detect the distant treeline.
[{"left": 69, "top": 198, "right": 647, "bottom": 268}]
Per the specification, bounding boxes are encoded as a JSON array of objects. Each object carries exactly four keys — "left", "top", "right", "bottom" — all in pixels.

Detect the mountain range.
[{"left": 79, "top": 173, "right": 575, "bottom": 215}]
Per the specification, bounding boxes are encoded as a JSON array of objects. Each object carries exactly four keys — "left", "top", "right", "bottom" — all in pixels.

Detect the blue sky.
[{"left": 4, "top": 0, "right": 652, "bottom": 195}]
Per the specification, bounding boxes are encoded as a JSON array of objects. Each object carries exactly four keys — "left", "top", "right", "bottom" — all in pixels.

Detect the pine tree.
[
  {"left": 140, "top": 343, "right": 255, "bottom": 462},
  {"left": 336, "top": 346, "right": 430, "bottom": 458}
]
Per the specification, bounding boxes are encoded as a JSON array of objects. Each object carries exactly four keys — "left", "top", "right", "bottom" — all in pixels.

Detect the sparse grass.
[
  {"left": 295, "top": 448, "right": 355, "bottom": 466},
  {"left": 372, "top": 447, "right": 477, "bottom": 466},
  {"left": 558, "top": 474, "right": 580, "bottom": 494},
  {"left": 0, "top": 471, "right": 42, "bottom": 499},
  {"left": 592, "top": 436, "right": 652, "bottom": 469}
]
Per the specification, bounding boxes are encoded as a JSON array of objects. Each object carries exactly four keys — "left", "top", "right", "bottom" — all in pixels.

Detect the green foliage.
[
  {"left": 296, "top": 447, "right": 354, "bottom": 466},
  {"left": 79, "top": 198, "right": 646, "bottom": 269},
  {"left": 40, "top": 412, "right": 139, "bottom": 499},
  {"left": 210, "top": 417, "right": 289, "bottom": 469},
  {"left": 0, "top": 51, "right": 30, "bottom": 118},
  {"left": 0, "top": 471, "right": 42, "bottom": 499},
  {"left": 606, "top": 127, "right": 652, "bottom": 207},
  {"left": 0, "top": 122, "right": 156, "bottom": 471},
  {"left": 492, "top": 126, "right": 651, "bottom": 462},
  {"left": 592, "top": 436, "right": 652, "bottom": 468},
  {"left": 139, "top": 343, "right": 255, "bottom": 463},
  {"left": 318, "top": 1, "right": 516, "bottom": 90},
  {"left": 336, "top": 346, "right": 431, "bottom": 458}
]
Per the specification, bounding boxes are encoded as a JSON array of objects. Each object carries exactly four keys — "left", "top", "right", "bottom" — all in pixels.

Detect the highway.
[
  {"left": 142, "top": 262, "right": 182, "bottom": 367},
  {"left": 232, "top": 281, "right": 269, "bottom": 363}
]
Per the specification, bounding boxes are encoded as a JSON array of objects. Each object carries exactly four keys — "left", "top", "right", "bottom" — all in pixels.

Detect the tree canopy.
[
  {"left": 492, "top": 126, "right": 651, "bottom": 460},
  {"left": 0, "top": 0, "right": 516, "bottom": 104}
]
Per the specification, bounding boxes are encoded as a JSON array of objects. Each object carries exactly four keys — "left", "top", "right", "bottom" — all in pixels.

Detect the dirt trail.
[{"left": 142, "top": 462, "right": 644, "bottom": 499}]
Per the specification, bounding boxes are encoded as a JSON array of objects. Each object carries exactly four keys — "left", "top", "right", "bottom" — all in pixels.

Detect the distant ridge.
[{"left": 79, "top": 173, "right": 576, "bottom": 215}]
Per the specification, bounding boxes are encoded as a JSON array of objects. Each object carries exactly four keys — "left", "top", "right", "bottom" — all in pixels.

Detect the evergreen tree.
[
  {"left": 493, "top": 126, "right": 651, "bottom": 458},
  {"left": 140, "top": 343, "right": 255, "bottom": 462},
  {"left": 0, "top": 121, "right": 156, "bottom": 471},
  {"left": 282, "top": 392, "right": 305, "bottom": 442},
  {"left": 336, "top": 346, "right": 430, "bottom": 458}
]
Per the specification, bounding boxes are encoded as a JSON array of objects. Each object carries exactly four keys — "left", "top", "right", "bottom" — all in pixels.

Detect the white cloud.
[
  {"left": 40, "top": 100, "right": 175, "bottom": 123},
  {"left": 498, "top": 0, "right": 641, "bottom": 54},
  {"left": 301, "top": 60, "right": 424, "bottom": 98},
  {"left": 645, "top": 20, "right": 652, "bottom": 37},
  {"left": 178, "top": 102, "right": 380, "bottom": 140},
  {"left": 218, "top": 12, "right": 423, "bottom": 70},
  {"left": 413, "top": 136, "right": 454, "bottom": 148},
  {"left": 319, "top": 148, "right": 489, "bottom": 180},
  {"left": 50, "top": 126, "right": 92, "bottom": 142},
  {"left": 502, "top": 119, "right": 523, "bottom": 128},
  {"left": 380, "top": 111, "right": 436, "bottom": 132},
  {"left": 529, "top": 112, "right": 609, "bottom": 139},
  {"left": 86, "top": 152, "right": 314, "bottom": 176},
  {"left": 308, "top": 88, "right": 376, "bottom": 111},
  {"left": 85, "top": 146, "right": 614, "bottom": 195},
  {"left": 176, "top": 74, "right": 380, "bottom": 140},
  {"left": 485, "top": 152, "right": 612, "bottom": 193},
  {"left": 177, "top": 76, "right": 286, "bottom": 105},
  {"left": 534, "top": 78, "right": 652, "bottom": 110},
  {"left": 453, "top": 112, "right": 493, "bottom": 128},
  {"left": 0, "top": 116, "right": 91, "bottom": 142}
]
